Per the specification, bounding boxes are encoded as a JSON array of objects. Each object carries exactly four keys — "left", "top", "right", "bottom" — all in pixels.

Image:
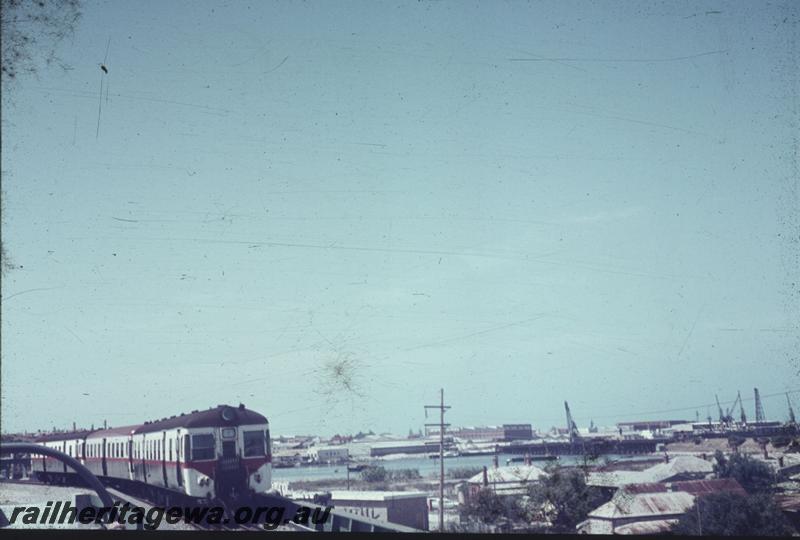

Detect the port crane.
[
  {"left": 564, "top": 401, "right": 580, "bottom": 444},
  {"left": 715, "top": 391, "right": 747, "bottom": 428},
  {"left": 754, "top": 388, "right": 766, "bottom": 423},
  {"left": 715, "top": 394, "right": 735, "bottom": 426},
  {"left": 727, "top": 391, "right": 746, "bottom": 426}
]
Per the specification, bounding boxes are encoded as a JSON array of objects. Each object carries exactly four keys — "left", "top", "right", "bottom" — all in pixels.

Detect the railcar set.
[{"left": 29, "top": 404, "right": 272, "bottom": 504}]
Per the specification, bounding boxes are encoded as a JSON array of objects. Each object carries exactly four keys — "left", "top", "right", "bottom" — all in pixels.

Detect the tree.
[
  {"left": 359, "top": 465, "right": 387, "bottom": 483},
  {"left": 672, "top": 492, "right": 792, "bottom": 536},
  {"left": 1, "top": 0, "right": 82, "bottom": 82},
  {"left": 713, "top": 450, "right": 776, "bottom": 494},
  {"left": 526, "top": 467, "right": 608, "bottom": 532},
  {"left": 727, "top": 434, "right": 746, "bottom": 453},
  {"left": 460, "top": 488, "right": 525, "bottom": 525}
]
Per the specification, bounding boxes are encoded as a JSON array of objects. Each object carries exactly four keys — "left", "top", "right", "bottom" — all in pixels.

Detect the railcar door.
[
  {"left": 62, "top": 441, "right": 67, "bottom": 473},
  {"left": 176, "top": 433, "right": 183, "bottom": 487},
  {"left": 141, "top": 436, "right": 147, "bottom": 484},
  {"left": 101, "top": 438, "right": 107, "bottom": 476},
  {"left": 162, "top": 432, "right": 168, "bottom": 487},
  {"left": 128, "top": 439, "right": 134, "bottom": 480}
]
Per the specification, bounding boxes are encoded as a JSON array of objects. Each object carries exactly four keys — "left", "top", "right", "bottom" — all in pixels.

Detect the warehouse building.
[
  {"left": 307, "top": 446, "right": 349, "bottom": 463},
  {"left": 447, "top": 424, "right": 533, "bottom": 442}
]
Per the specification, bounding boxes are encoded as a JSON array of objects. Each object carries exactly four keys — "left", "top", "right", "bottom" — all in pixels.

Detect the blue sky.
[{"left": 2, "top": 0, "right": 798, "bottom": 436}]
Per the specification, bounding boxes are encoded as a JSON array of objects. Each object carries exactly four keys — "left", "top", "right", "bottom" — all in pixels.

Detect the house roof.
[
  {"left": 621, "top": 478, "right": 746, "bottom": 497},
  {"left": 588, "top": 469, "right": 649, "bottom": 488},
  {"left": 589, "top": 491, "right": 696, "bottom": 519},
  {"left": 614, "top": 519, "right": 679, "bottom": 535},
  {"left": 576, "top": 518, "right": 614, "bottom": 535},
  {"left": 645, "top": 455, "right": 714, "bottom": 480},
  {"left": 467, "top": 464, "right": 548, "bottom": 485},
  {"left": 587, "top": 455, "right": 713, "bottom": 488}
]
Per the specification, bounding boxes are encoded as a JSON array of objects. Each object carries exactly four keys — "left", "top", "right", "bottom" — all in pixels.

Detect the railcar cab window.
[
  {"left": 243, "top": 430, "right": 266, "bottom": 457},
  {"left": 191, "top": 434, "right": 215, "bottom": 460}
]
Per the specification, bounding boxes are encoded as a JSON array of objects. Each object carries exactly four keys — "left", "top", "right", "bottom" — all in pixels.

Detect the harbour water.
[{"left": 271, "top": 453, "right": 658, "bottom": 483}]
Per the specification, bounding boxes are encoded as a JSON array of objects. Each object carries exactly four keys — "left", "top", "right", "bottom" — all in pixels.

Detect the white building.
[
  {"left": 329, "top": 490, "right": 429, "bottom": 530},
  {"left": 465, "top": 464, "right": 548, "bottom": 498},
  {"left": 307, "top": 446, "right": 349, "bottom": 463}
]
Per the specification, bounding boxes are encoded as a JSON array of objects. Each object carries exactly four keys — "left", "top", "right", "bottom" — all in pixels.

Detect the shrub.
[{"left": 672, "top": 492, "right": 792, "bottom": 536}]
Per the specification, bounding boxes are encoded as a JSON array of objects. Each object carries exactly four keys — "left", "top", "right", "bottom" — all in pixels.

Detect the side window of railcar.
[
  {"left": 191, "top": 434, "right": 215, "bottom": 460},
  {"left": 243, "top": 430, "right": 266, "bottom": 457}
]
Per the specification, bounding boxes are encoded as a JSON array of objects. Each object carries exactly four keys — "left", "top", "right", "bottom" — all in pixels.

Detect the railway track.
[{"left": 4, "top": 476, "right": 416, "bottom": 532}]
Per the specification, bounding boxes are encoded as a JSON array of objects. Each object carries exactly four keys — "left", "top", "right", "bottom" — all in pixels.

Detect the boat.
[
  {"left": 506, "top": 455, "right": 558, "bottom": 465},
  {"left": 428, "top": 450, "right": 460, "bottom": 459}
]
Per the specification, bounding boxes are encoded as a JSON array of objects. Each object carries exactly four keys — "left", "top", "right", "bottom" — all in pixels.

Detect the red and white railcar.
[{"left": 31, "top": 404, "right": 272, "bottom": 502}]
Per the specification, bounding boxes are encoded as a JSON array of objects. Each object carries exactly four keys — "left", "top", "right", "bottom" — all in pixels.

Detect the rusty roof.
[
  {"left": 622, "top": 478, "right": 746, "bottom": 497},
  {"left": 614, "top": 519, "right": 679, "bottom": 535}
]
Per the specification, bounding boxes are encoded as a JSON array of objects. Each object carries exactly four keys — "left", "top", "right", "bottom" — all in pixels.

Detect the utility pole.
[{"left": 424, "top": 388, "right": 450, "bottom": 533}]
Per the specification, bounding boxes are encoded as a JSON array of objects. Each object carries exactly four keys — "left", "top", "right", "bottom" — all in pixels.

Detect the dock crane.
[
  {"left": 737, "top": 391, "right": 747, "bottom": 425},
  {"left": 564, "top": 401, "right": 580, "bottom": 444},
  {"left": 715, "top": 394, "right": 731, "bottom": 426},
  {"left": 726, "top": 391, "right": 746, "bottom": 426},
  {"left": 754, "top": 388, "right": 766, "bottom": 423},
  {"left": 788, "top": 393, "right": 796, "bottom": 425}
]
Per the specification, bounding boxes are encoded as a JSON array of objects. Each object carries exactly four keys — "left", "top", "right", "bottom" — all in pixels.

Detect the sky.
[{"left": 1, "top": 0, "right": 798, "bottom": 436}]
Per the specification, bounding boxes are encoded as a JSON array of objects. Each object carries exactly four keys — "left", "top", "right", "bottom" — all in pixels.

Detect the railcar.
[{"left": 30, "top": 404, "right": 272, "bottom": 502}]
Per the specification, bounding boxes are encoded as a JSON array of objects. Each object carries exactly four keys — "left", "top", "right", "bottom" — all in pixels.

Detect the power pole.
[
  {"left": 424, "top": 388, "right": 450, "bottom": 533},
  {"left": 788, "top": 393, "right": 796, "bottom": 425}
]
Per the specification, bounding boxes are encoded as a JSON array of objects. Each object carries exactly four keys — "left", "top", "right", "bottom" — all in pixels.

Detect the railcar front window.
[
  {"left": 191, "top": 434, "right": 215, "bottom": 460},
  {"left": 243, "top": 430, "right": 265, "bottom": 457}
]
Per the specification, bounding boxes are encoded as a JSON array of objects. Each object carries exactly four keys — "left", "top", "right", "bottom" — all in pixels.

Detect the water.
[{"left": 271, "top": 453, "right": 657, "bottom": 483}]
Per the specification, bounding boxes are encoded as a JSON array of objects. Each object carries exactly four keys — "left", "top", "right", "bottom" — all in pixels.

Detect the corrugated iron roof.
[
  {"left": 589, "top": 491, "right": 695, "bottom": 519},
  {"left": 645, "top": 455, "right": 714, "bottom": 481},
  {"left": 614, "top": 519, "right": 679, "bottom": 535},
  {"left": 576, "top": 518, "right": 614, "bottom": 535},
  {"left": 621, "top": 478, "right": 746, "bottom": 497},
  {"left": 587, "top": 455, "right": 713, "bottom": 488},
  {"left": 467, "top": 464, "right": 548, "bottom": 485}
]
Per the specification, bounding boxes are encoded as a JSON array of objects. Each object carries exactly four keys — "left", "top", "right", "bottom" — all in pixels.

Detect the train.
[{"left": 29, "top": 404, "right": 272, "bottom": 503}]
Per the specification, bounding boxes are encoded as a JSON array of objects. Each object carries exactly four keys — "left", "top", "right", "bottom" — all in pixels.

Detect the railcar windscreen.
[{"left": 243, "top": 430, "right": 265, "bottom": 457}]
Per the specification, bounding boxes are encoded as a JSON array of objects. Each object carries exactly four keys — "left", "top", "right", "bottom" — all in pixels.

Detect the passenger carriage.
[{"left": 30, "top": 404, "right": 272, "bottom": 502}]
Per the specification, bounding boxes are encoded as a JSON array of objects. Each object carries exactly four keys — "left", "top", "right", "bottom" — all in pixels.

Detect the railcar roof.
[
  {"left": 86, "top": 425, "right": 143, "bottom": 439},
  {"left": 33, "top": 430, "right": 94, "bottom": 443},
  {"left": 135, "top": 404, "right": 268, "bottom": 434}
]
